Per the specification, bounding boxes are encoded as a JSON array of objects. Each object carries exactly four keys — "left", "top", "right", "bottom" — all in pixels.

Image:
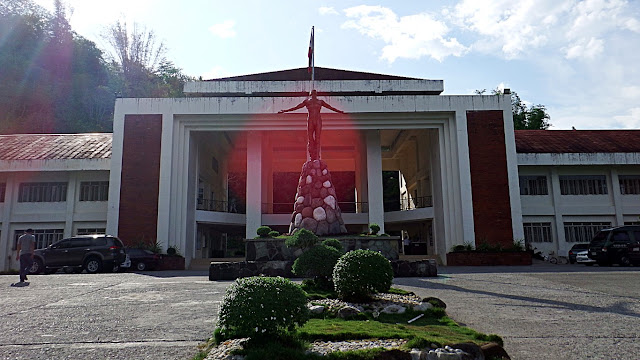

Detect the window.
[
  {"left": 619, "top": 175, "right": 640, "bottom": 195},
  {"left": 77, "top": 228, "right": 106, "bottom": 235},
  {"left": 563, "top": 222, "right": 611, "bottom": 243},
  {"left": 14, "top": 229, "right": 64, "bottom": 250},
  {"left": 79, "top": 181, "right": 109, "bottom": 201},
  {"left": 519, "top": 176, "right": 548, "bottom": 195},
  {"left": 0, "top": 183, "right": 5, "bottom": 202},
  {"left": 559, "top": 175, "right": 607, "bottom": 195},
  {"left": 18, "top": 182, "right": 67, "bottom": 202},
  {"left": 523, "top": 222, "right": 553, "bottom": 243}
]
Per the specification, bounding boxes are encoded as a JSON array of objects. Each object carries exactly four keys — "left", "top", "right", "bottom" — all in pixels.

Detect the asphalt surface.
[{"left": 1, "top": 263, "right": 639, "bottom": 360}]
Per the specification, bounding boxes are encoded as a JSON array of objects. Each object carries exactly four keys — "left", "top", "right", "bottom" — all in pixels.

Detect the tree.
[{"left": 475, "top": 88, "right": 551, "bottom": 130}]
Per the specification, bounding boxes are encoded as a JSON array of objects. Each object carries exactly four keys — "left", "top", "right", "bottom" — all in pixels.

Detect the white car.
[{"left": 576, "top": 250, "right": 596, "bottom": 266}]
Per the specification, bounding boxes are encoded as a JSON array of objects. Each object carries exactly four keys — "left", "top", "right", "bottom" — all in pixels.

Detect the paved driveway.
[
  {"left": 1, "top": 271, "right": 228, "bottom": 360},
  {"left": 396, "top": 263, "right": 640, "bottom": 360},
  {"left": 2, "top": 265, "right": 639, "bottom": 360}
]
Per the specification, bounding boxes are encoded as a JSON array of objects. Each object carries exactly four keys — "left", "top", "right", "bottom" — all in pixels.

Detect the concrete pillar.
[
  {"left": 0, "top": 176, "right": 16, "bottom": 271},
  {"left": 246, "top": 131, "right": 263, "bottom": 238},
  {"left": 64, "top": 174, "right": 78, "bottom": 237},
  {"left": 366, "top": 130, "right": 385, "bottom": 234},
  {"left": 610, "top": 168, "right": 624, "bottom": 226},
  {"left": 550, "top": 168, "right": 564, "bottom": 254}
]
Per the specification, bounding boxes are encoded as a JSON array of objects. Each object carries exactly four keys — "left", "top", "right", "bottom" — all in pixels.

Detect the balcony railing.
[
  {"left": 384, "top": 196, "right": 433, "bottom": 212},
  {"left": 262, "top": 202, "right": 369, "bottom": 214},
  {"left": 197, "top": 199, "right": 246, "bottom": 214}
]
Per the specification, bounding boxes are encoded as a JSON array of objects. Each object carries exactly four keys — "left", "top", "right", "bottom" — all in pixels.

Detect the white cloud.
[
  {"left": 613, "top": 107, "right": 640, "bottom": 129},
  {"left": 209, "top": 20, "right": 236, "bottom": 39},
  {"left": 451, "top": 0, "right": 638, "bottom": 59},
  {"left": 319, "top": 7, "right": 339, "bottom": 16},
  {"left": 565, "top": 37, "right": 604, "bottom": 59},
  {"left": 342, "top": 5, "right": 467, "bottom": 63}
]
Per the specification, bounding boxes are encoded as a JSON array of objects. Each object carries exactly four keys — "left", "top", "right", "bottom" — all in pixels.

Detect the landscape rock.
[
  {"left": 337, "top": 305, "right": 361, "bottom": 319},
  {"left": 381, "top": 304, "right": 406, "bottom": 314},
  {"left": 308, "top": 305, "right": 325, "bottom": 314}
]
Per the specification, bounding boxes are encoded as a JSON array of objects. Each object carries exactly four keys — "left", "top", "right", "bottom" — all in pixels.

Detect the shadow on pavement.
[{"left": 396, "top": 277, "right": 640, "bottom": 320}]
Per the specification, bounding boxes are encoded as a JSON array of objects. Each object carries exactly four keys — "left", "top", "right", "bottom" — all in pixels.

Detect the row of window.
[
  {"left": 0, "top": 181, "right": 108, "bottom": 203},
  {"left": 524, "top": 222, "right": 612, "bottom": 243},
  {"left": 13, "top": 228, "right": 106, "bottom": 250},
  {"left": 520, "top": 175, "right": 640, "bottom": 196}
]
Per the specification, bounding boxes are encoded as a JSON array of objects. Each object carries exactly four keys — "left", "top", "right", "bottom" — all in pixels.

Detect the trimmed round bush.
[
  {"left": 268, "top": 230, "right": 280, "bottom": 238},
  {"left": 285, "top": 228, "right": 319, "bottom": 249},
  {"left": 321, "top": 238, "right": 343, "bottom": 252},
  {"left": 217, "top": 276, "right": 309, "bottom": 337},
  {"left": 333, "top": 249, "right": 393, "bottom": 301},
  {"left": 256, "top": 226, "right": 272, "bottom": 238},
  {"left": 369, "top": 223, "right": 381, "bottom": 235},
  {"left": 292, "top": 244, "right": 342, "bottom": 280}
]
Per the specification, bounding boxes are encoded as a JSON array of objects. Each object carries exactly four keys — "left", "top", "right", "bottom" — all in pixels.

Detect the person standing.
[{"left": 16, "top": 229, "right": 35, "bottom": 283}]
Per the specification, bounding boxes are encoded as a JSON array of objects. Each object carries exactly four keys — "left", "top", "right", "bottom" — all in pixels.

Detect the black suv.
[
  {"left": 588, "top": 226, "right": 640, "bottom": 266},
  {"left": 30, "top": 235, "right": 127, "bottom": 274}
]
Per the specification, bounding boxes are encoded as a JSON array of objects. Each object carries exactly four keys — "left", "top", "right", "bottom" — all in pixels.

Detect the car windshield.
[{"left": 590, "top": 231, "right": 609, "bottom": 246}]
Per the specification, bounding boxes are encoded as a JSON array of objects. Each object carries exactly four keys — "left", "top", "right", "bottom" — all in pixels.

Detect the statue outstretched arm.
[
  {"left": 321, "top": 101, "right": 345, "bottom": 114},
  {"left": 278, "top": 101, "right": 306, "bottom": 114}
]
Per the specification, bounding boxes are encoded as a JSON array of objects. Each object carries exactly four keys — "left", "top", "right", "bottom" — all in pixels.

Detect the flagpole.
[{"left": 311, "top": 26, "right": 315, "bottom": 90}]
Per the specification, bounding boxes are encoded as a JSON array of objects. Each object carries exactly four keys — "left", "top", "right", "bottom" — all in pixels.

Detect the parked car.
[
  {"left": 121, "top": 248, "right": 161, "bottom": 271},
  {"left": 30, "top": 235, "right": 127, "bottom": 274},
  {"left": 588, "top": 226, "right": 640, "bottom": 266},
  {"left": 575, "top": 250, "right": 596, "bottom": 265},
  {"left": 568, "top": 243, "right": 590, "bottom": 264}
]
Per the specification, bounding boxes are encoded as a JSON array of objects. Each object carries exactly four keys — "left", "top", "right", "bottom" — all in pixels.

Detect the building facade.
[{"left": 1, "top": 68, "right": 639, "bottom": 271}]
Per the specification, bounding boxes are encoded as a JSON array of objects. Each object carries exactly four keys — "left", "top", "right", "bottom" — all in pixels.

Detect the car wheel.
[
  {"left": 29, "top": 258, "right": 44, "bottom": 274},
  {"left": 619, "top": 256, "right": 631, "bottom": 267},
  {"left": 136, "top": 262, "right": 147, "bottom": 271},
  {"left": 84, "top": 257, "right": 103, "bottom": 274}
]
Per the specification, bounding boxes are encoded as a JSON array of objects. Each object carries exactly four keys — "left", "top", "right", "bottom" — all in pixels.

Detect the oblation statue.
[
  {"left": 279, "top": 89, "right": 348, "bottom": 236},
  {"left": 278, "top": 89, "right": 344, "bottom": 160}
]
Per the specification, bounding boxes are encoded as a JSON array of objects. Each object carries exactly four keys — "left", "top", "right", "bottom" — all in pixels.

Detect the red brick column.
[
  {"left": 466, "top": 111, "right": 513, "bottom": 248},
  {"left": 118, "top": 115, "right": 162, "bottom": 247}
]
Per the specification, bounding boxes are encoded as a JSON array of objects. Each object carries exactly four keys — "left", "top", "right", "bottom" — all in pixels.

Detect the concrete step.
[{"left": 189, "top": 257, "right": 244, "bottom": 270}]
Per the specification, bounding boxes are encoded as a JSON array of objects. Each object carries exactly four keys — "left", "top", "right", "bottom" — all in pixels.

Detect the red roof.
[
  {"left": 208, "top": 67, "right": 419, "bottom": 81},
  {"left": 0, "top": 133, "right": 112, "bottom": 161},
  {"left": 515, "top": 130, "right": 640, "bottom": 153}
]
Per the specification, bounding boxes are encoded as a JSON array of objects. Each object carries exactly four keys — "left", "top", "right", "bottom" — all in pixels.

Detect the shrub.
[
  {"left": 333, "top": 249, "right": 393, "bottom": 302},
  {"left": 166, "top": 246, "right": 178, "bottom": 256},
  {"left": 369, "top": 223, "right": 380, "bottom": 235},
  {"left": 292, "top": 244, "right": 342, "bottom": 287},
  {"left": 321, "top": 238, "right": 343, "bottom": 252},
  {"left": 256, "top": 226, "right": 272, "bottom": 238},
  {"left": 285, "top": 228, "right": 319, "bottom": 249},
  {"left": 217, "top": 276, "right": 309, "bottom": 338},
  {"left": 268, "top": 230, "right": 280, "bottom": 238}
]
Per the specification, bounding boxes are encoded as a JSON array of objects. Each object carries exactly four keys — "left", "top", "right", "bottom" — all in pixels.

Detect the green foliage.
[
  {"left": 511, "top": 239, "right": 525, "bottom": 251},
  {"left": 268, "top": 230, "right": 280, "bottom": 238},
  {"left": 217, "top": 276, "right": 310, "bottom": 338},
  {"left": 386, "top": 287, "right": 413, "bottom": 296},
  {"left": 475, "top": 88, "right": 551, "bottom": 130},
  {"left": 332, "top": 250, "right": 393, "bottom": 302},
  {"left": 301, "top": 279, "right": 339, "bottom": 300},
  {"left": 368, "top": 223, "right": 380, "bottom": 235},
  {"left": 476, "top": 241, "right": 503, "bottom": 252},
  {"left": 256, "top": 226, "right": 272, "bottom": 238},
  {"left": 451, "top": 241, "right": 474, "bottom": 252},
  {"left": 292, "top": 245, "right": 342, "bottom": 287},
  {"left": 166, "top": 246, "right": 181, "bottom": 256},
  {"left": 285, "top": 229, "right": 319, "bottom": 249},
  {"left": 321, "top": 238, "right": 343, "bottom": 252}
]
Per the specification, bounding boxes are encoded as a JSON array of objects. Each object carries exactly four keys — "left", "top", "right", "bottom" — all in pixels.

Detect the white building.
[{"left": 1, "top": 68, "right": 639, "bottom": 270}]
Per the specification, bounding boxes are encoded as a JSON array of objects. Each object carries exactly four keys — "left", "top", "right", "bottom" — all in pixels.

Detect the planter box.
[
  {"left": 158, "top": 256, "right": 185, "bottom": 270},
  {"left": 446, "top": 251, "right": 532, "bottom": 266}
]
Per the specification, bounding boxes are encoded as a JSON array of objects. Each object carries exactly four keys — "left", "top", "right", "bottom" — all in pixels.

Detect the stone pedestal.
[{"left": 289, "top": 160, "right": 347, "bottom": 236}]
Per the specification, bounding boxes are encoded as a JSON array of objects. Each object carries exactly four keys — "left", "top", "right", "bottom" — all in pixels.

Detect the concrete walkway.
[{"left": 395, "top": 263, "right": 640, "bottom": 360}]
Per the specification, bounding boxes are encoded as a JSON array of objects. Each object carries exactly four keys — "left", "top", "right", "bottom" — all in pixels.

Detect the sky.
[{"left": 34, "top": 0, "right": 640, "bottom": 130}]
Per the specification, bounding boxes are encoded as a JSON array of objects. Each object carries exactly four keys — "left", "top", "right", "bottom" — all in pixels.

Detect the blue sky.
[{"left": 35, "top": 0, "right": 640, "bottom": 130}]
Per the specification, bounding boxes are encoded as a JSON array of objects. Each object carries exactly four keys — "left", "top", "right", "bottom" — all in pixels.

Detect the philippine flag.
[{"left": 308, "top": 27, "right": 314, "bottom": 74}]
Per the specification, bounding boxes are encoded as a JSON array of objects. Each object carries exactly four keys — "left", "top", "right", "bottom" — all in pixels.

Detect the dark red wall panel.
[
  {"left": 466, "top": 111, "right": 513, "bottom": 248},
  {"left": 118, "top": 115, "right": 162, "bottom": 246}
]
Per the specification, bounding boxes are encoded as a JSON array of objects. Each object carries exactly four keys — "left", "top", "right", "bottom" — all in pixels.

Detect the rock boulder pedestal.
[{"left": 289, "top": 159, "right": 348, "bottom": 236}]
